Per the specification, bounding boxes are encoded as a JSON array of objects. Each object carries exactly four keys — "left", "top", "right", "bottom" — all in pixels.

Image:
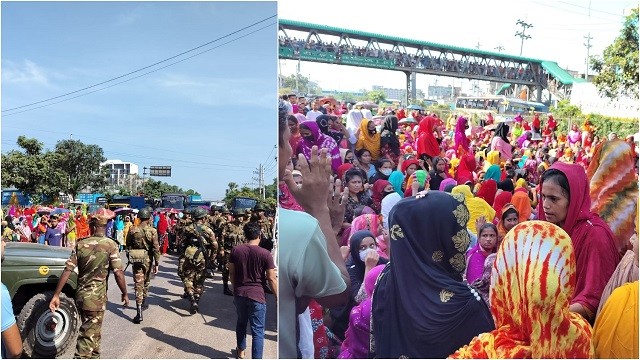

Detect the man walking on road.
[
  {"left": 229, "top": 222, "right": 277, "bottom": 359},
  {"left": 49, "top": 209, "right": 129, "bottom": 359},
  {"left": 125, "top": 208, "right": 160, "bottom": 323}
]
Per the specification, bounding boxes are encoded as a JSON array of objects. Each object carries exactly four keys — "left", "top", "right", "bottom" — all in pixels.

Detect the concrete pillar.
[{"left": 536, "top": 85, "right": 543, "bottom": 103}]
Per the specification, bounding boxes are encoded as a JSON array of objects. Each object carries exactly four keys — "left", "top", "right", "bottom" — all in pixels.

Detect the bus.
[{"left": 454, "top": 96, "right": 548, "bottom": 116}]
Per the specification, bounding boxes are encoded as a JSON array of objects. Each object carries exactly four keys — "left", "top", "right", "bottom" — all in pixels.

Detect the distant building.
[{"left": 101, "top": 159, "right": 139, "bottom": 187}]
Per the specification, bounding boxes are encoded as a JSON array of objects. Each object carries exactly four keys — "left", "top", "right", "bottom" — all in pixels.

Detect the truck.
[
  {"left": 161, "top": 193, "right": 187, "bottom": 211},
  {"left": 230, "top": 196, "right": 258, "bottom": 212},
  {"left": 1, "top": 242, "right": 79, "bottom": 358}
]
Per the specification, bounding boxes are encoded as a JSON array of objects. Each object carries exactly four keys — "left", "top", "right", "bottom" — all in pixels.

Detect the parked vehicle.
[{"left": 1, "top": 242, "right": 79, "bottom": 358}]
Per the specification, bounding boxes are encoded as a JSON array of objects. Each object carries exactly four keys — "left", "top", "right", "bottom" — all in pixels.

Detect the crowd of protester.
[
  {"left": 278, "top": 93, "right": 638, "bottom": 358},
  {"left": 280, "top": 36, "right": 543, "bottom": 82}
]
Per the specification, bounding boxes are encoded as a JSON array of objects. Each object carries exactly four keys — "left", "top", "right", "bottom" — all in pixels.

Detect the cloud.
[
  {"left": 115, "top": 12, "right": 141, "bottom": 26},
  {"left": 156, "top": 74, "right": 275, "bottom": 109},
  {"left": 2, "top": 59, "right": 52, "bottom": 86}
]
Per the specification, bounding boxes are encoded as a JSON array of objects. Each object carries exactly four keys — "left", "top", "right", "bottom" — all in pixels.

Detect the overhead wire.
[
  {"left": 2, "top": 21, "right": 276, "bottom": 117},
  {"left": 2, "top": 15, "right": 276, "bottom": 113}
]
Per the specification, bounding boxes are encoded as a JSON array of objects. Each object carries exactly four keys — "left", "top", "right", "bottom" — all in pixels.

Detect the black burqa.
[{"left": 372, "top": 191, "right": 494, "bottom": 358}]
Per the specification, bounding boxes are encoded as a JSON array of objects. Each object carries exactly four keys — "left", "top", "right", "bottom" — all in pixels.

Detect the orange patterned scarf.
[
  {"left": 587, "top": 139, "right": 638, "bottom": 254},
  {"left": 449, "top": 221, "right": 594, "bottom": 358}
]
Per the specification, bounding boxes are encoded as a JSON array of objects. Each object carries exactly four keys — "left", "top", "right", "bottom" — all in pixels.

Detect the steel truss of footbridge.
[{"left": 279, "top": 19, "right": 584, "bottom": 104}]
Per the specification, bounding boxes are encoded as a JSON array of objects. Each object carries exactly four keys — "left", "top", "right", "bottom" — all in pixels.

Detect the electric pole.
[
  {"left": 584, "top": 34, "right": 593, "bottom": 79},
  {"left": 495, "top": 45, "right": 505, "bottom": 53},
  {"left": 253, "top": 164, "right": 265, "bottom": 200},
  {"left": 515, "top": 19, "right": 533, "bottom": 56}
]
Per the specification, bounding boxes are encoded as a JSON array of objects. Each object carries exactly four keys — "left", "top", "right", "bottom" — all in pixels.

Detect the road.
[{"left": 62, "top": 251, "right": 277, "bottom": 359}]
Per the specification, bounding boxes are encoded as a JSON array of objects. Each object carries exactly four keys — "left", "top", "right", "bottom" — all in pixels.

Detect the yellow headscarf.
[
  {"left": 515, "top": 178, "right": 527, "bottom": 190},
  {"left": 484, "top": 150, "right": 501, "bottom": 172},
  {"left": 451, "top": 185, "right": 496, "bottom": 234},
  {"left": 356, "top": 119, "right": 381, "bottom": 160}
]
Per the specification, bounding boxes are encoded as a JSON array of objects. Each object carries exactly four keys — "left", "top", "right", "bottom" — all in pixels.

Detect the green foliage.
[
  {"left": 549, "top": 99, "right": 582, "bottom": 118},
  {"left": 141, "top": 178, "right": 184, "bottom": 199},
  {"left": 54, "top": 139, "right": 109, "bottom": 197},
  {"left": 1, "top": 137, "right": 67, "bottom": 203},
  {"left": 279, "top": 74, "right": 322, "bottom": 95},
  {"left": 590, "top": 7, "right": 639, "bottom": 100},
  {"left": 366, "top": 90, "right": 386, "bottom": 103},
  {"left": 222, "top": 178, "right": 277, "bottom": 210},
  {"left": 184, "top": 189, "right": 200, "bottom": 196}
]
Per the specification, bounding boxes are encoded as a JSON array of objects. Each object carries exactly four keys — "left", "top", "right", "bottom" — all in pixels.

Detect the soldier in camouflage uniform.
[
  {"left": 180, "top": 207, "right": 217, "bottom": 313},
  {"left": 125, "top": 208, "right": 160, "bottom": 323},
  {"left": 220, "top": 209, "right": 246, "bottom": 296},
  {"left": 204, "top": 205, "right": 221, "bottom": 276},
  {"left": 214, "top": 207, "right": 230, "bottom": 271},
  {"left": 175, "top": 208, "right": 193, "bottom": 297},
  {"left": 252, "top": 204, "right": 274, "bottom": 252},
  {"left": 49, "top": 211, "right": 129, "bottom": 359}
]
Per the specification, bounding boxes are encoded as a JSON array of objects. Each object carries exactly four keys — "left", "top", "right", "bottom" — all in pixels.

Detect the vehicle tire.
[{"left": 17, "top": 291, "right": 79, "bottom": 358}]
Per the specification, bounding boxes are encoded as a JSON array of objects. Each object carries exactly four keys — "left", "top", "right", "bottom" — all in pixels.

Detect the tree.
[
  {"left": 1, "top": 137, "right": 66, "bottom": 203},
  {"left": 590, "top": 7, "right": 639, "bottom": 100},
  {"left": 184, "top": 189, "right": 200, "bottom": 196},
  {"left": 280, "top": 74, "right": 322, "bottom": 95},
  {"left": 366, "top": 90, "right": 386, "bottom": 103},
  {"left": 53, "top": 140, "right": 110, "bottom": 198}
]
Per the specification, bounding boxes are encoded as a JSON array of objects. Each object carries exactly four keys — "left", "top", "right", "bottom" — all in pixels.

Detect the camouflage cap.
[
  {"left": 138, "top": 208, "right": 152, "bottom": 220},
  {"left": 192, "top": 207, "right": 207, "bottom": 220},
  {"left": 221, "top": 207, "right": 230, "bottom": 214}
]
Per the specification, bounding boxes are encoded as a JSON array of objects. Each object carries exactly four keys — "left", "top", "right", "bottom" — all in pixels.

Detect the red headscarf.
[
  {"left": 476, "top": 179, "right": 497, "bottom": 206},
  {"left": 401, "top": 159, "right": 419, "bottom": 174},
  {"left": 492, "top": 191, "right": 513, "bottom": 221},
  {"left": 455, "top": 155, "right": 476, "bottom": 185},
  {"left": 537, "top": 162, "right": 620, "bottom": 314},
  {"left": 416, "top": 116, "right": 440, "bottom": 159},
  {"left": 371, "top": 180, "right": 390, "bottom": 214},
  {"left": 337, "top": 163, "right": 353, "bottom": 181}
]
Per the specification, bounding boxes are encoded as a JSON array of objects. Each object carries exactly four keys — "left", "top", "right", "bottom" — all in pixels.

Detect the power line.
[
  {"left": 557, "top": 0, "right": 626, "bottom": 17},
  {"left": 531, "top": 1, "right": 625, "bottom": 22},
  {"left": 2, "top": 21, "right": 276, "bottom": 117},
  {"left": 2, "top": 15, "right": 276, "bottom": 113}
]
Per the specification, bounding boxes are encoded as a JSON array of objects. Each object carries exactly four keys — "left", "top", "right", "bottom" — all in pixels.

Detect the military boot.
[
  {"left": 222, "top": 274, "right": 233, "bottom": 296},
  {"left": 133, "top": 304, "right": 143, "bottom": 324},
  {"left": 188, "top": 293, "right": 198, "bottom": 314}
]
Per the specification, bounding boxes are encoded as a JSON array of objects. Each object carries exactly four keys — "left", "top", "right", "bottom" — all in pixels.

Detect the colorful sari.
[
  {"left": 537, "top": 162, "right": 620, "bottom": 317},
  {"left": 587, "top": 139, "right": 638, "bottom": 254},
  {"left": 454, "top": 116, "right": 471, "bottom": 156},
  {"left": 296, "top": 120, "right": 342, "bottom": 173},
  {"left": 450, "top": 221, "right": 594, "bottom": 358},
  {"left": 592, "top": 281, "right": 638, "bottom": 359},
  {"left": 417, "top": 116, "right": 440, "bottom": 159}
]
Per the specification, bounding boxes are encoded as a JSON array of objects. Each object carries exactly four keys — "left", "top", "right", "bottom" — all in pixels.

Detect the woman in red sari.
[
  {"left": 455, "top": 155, "right": 476, "bottom": 185},
  {"left": 538, "top": 162, "right": 620, "bottom": 323}
]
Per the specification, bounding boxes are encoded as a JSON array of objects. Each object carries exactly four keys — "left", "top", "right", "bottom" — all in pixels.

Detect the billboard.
[{"left": 149, "top": 166, "right": 171, "bottom": 177}]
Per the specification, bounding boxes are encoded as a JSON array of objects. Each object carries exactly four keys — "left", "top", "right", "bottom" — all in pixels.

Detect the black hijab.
[
  {"left": 372, "top": 191, "right": 494, "bottom": 358},
  {"left": 497, "top": 179, "right": 515, "bottom": 193},
  {"left": 380, "top": 115, "right": 400, "bottom": 155},
  {"left": 346, "top": 230, "right": 388, "bottom": 300},
  {"left": 494, "top": 122, "right": 510, "bottom": 143},
  {"left": 316, "top": 114, "right": 343, "bottom": 144}
]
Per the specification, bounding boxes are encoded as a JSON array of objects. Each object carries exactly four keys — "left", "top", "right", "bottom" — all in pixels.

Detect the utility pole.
[
  {"left": 584, "top": 1, "right": 593, "bottom": 80},
  {"left": 253, "top": 164, "right": 265, "bottom": 200},
  {"left": 495, "top": 45, "right": 505, "bottom": 53},
  {"left": 515, "top": 19, "right": 533, "bottom": 56},
  {"left": 583, "top": 34, "right": 593, "bottom": 79}
]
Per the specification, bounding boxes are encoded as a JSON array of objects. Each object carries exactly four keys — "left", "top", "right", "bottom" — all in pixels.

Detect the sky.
[
  {"left": 1, "top": 1, "right": 277, "bottom": 201},
  {"left": 278, "top": 0, "right": 635, "bottom": 95}
]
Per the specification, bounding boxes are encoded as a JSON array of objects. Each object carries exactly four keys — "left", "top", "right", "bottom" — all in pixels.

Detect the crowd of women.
[
  {"left": 1, "top": 204, "right": 177, "bottom": 255},
  {"left": 280, "top": 96, "right": 638, "bottom": 359}
]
